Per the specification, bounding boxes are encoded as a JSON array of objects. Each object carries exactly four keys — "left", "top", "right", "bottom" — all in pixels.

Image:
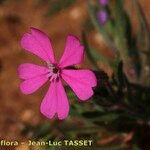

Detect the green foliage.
[
  {"left": 23, "top": 0, "right": 150, "bottom": 149},
  {"left": 88, "top": 0, "right": 150, "bottom": 84}
]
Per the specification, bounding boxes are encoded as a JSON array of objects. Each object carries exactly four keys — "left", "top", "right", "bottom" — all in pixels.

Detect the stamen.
[{"left": 47, "top": 62, "right": 60, "bottom": 81}]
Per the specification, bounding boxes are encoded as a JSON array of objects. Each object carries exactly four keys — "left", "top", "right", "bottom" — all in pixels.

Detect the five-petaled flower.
[{"left": 18, "top": 28, "right": 97, "bottom": 120}]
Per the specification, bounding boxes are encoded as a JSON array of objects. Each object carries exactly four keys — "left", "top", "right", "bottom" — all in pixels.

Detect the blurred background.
[{"left": 0, "top": 0, "right": 150, "bottom": 150}]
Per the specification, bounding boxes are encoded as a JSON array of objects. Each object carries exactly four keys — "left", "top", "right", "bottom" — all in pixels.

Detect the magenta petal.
[
  {"left": 18, "top": 63, "right": 49, "bottom": 79},
  {"left": 40, "top": 80, "right": 69, "bottom": 120},
  {"left": 59, "top": 35, "right": 84, "bottom": 68},
  {"left": 20, "top": 75, "right": 48, "bottom": 94},
  {"left": 21, "top": 28, "right": 55, "bottom": 63},
  {"left": 62, "top": 69, "right": 97, "bottom": 100}
]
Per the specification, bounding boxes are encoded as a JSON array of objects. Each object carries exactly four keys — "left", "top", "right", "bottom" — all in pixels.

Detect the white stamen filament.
[{"left": 47, "top": 62, "right": 60, "bottom": 81}]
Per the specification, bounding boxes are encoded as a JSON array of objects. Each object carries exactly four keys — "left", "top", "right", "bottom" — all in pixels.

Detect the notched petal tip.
[
  {"left": 90, "top": 71, "right": 97, "bottom": 87},
  {"left": 59, "top": 35, "right": 84, "bottom": 68},
  {"left": 58, "top": 114, "right": 68, "bottom": 120},
  {"left": 20, "top": 32, "right": 29, "bottom": 48},
  {"left": 40, "top": 80, "right": 69, "bottom": 120},
  {"left": 78, "top": 89, "right": 94, "bottom": 101},
  {"left": 20, "top": 27, "right": 55, "bottom": 63},
  {"left": 62, "top": 69, "right": 97, "bottom": 101},
  {"left": 30, "top": 27, "right": 49, "bottom": 38},
  {"left": 30, "top": 27, "right": 39, "bottom": 32},
  {"left": 67, "top": 34, "right": 80, "bottom": 42},
  {"left": 20, "top": 83, "right": 32, "bottom": 95},
  {"left": 40, "top": 110, "right": 68, "bottom": 120},
  {"left": 40, "top": 108, "right": 56, "bottom": 120}
]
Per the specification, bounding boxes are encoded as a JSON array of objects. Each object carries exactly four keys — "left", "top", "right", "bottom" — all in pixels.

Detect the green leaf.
[
  {"left": 114, "top": 0, "right": 142, "bottom": 78},
  {"left": 82, "top": 111, "right": 120, "bottom": 124},
  {"left": 132, "top": 144, "right": 140, "bottom": 150},
  {"left": 111, "top": 53, "right": 121, "bottom": 75},
  {"left": 66, "top": 87, "right": 77, "bottom": 100},
  {"left": 117, "top": 61, "right": 124, "bottom": 88}
]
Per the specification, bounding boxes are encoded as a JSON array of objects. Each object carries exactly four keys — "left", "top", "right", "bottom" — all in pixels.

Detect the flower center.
[
  {"left": 47, "top": 62, "right": 60, "bottom": 81},
  {"left": 52, "top": 67, "right": 59, "bottom": 74}
]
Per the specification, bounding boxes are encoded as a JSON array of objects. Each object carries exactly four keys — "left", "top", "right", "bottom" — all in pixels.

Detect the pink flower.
[{"left": 18, "top": 28, "right": 97, "bottom": 120}]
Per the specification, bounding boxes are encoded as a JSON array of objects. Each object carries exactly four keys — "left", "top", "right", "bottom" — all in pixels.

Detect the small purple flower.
[
  {"left": 99, "top": 0, "right": 109, "bottom": 6},
  {"left": 97, "top": 10, "right": 108, "bottom": 25},
  {"left": 18, "top": 28, "right": 97, "bottom": 120}
]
